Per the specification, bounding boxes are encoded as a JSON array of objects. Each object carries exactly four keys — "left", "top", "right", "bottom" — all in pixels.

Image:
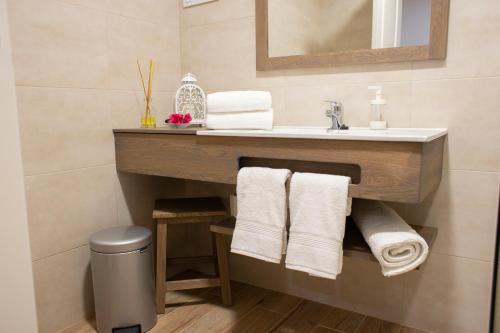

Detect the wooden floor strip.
[
  {"left": 319, "top": 307, "right": 365, "bottom": 333},
  {"left": 399, "top": 327, "right": 429, "bottom": 333},
  {"left": 320, "top": 307, "right": 364, "bottom": 330},
  {"left": 223, "top": 307, "right": 284, "bottom": 333},
  {"left": 311, "top": 326, "right": 339, "bottom": 333},
  {"left": 258, "top": 290, "right": 304, "bottom": 315},
  {"left": 151, "top": 292, "right": 220, "bottom": 332},
  {"left": 354, "top": 316, "right": 401, "bottom": 333},
  {"left": 178, "top": 285, "right": 269, "bottom": 333},
  {"left": 337, "top": 314, "right": 366, "bottom": 333},
  {"left": 274, "top": 299, "right": 332, "bottom": 333},
  {"left": 58, "top": 281, "right": 430, "bottom": 333},
  {"left": 164, "top": 288, "right": 209, "bottom": 314}
]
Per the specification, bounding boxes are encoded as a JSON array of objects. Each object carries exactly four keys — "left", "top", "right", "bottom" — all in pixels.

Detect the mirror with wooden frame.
[{"left": 256, "top": 0, "right": 450, "bottom": 71}]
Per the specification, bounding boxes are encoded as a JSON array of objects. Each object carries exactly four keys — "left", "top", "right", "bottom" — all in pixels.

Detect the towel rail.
[
  {"left": 211, "top": 217, "right": 437, "bottom": 269},
  {"left": 239, "top": 157, "right": 361, "bottom": 184}
]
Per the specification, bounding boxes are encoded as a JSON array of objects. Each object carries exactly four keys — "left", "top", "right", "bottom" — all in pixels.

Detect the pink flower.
[
  {"left": 168, "top": 113, "right": 192, "bottom": 124},
  {"left": 182, "top": 113, "right": 192, "bottom": 123}
]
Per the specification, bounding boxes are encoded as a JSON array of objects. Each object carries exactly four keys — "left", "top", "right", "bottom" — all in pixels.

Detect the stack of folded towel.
[{"left": 206, "top": 91, "right": 273, "bottom": 130}]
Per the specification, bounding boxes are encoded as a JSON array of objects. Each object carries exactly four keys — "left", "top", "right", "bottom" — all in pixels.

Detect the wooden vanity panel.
[
  {"left": 114, "top": 132, "right": 444, "bottom": 203},
  {"left": 115, "top": 133, "right": 237, "bottom": 182},
  {"left": 418, "top": 136, "right": 445, "bottom": 202},
  {"left": 240, "top": 157, "right": 362, "bottom": 184}
]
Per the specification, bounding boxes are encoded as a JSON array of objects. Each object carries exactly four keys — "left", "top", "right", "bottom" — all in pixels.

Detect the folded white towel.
[
  {"left": 207, "top": 91, "right": 272, "bottom": 113},
  {"left": 206, "top": 109, "right": 273, "bottom": 130},
  {"left": 231, "top": 167, "right": 291, "bottom": 263},
  {"left": 352, "top": 199, "right": 429, "bottom": 277},
  {"left": 285, "top": 173, "right": 351, "bottom": 279}
]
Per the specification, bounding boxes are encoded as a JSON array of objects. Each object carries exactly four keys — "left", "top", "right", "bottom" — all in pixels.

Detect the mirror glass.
[{"left": 267, "top": 0, "right": 432, "bottom": 58}]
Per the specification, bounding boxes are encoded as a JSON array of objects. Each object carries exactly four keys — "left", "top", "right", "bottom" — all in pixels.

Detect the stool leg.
[
  {"left": 156, "top": 221, "right": 167, "bottom": 314},
  {"left": 215, "top": 233, "right": 232, "bottom": 306},
  {"left": 211, "top": 232, "right": 220, "bottom": 276}
]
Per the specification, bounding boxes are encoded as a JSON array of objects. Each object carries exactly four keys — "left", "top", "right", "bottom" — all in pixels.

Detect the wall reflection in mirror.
[{"left": 268, "top": 0, "right": 432, "bottom": 58}]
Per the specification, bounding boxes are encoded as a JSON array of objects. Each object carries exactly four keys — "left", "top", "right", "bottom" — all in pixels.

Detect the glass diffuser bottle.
[
  {"left": 141, "top": 96, "right": 156, "bottom": 128},
  {"left": 138, "top": 59, "right": 156, "bottom": 128}
]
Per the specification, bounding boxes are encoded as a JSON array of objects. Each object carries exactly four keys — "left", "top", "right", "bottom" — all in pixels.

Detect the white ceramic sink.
[{"left": 196, "top": 126, "right": 447, "bottom": 142}]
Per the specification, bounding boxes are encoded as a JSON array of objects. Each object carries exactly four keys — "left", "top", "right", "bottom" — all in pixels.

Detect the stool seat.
[
  {"left": 153, "top": 197, "right": 227, "bottom": 220},
  {"left": 153, "top": 197, "right": 232, "bottom": 314},
  {"left": 210, "top": 217, "right": 236, "bottom": 236}
]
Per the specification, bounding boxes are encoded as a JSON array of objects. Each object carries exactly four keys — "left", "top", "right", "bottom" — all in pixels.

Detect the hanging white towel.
[
  {"left": 285, "top": 173, "right": 351, "bottom": 279},
  {"left": 207, "top": 91, "right": 272, "bottom": 113},
  {"left": 231, "top": 167, "right": 291, "bottom": 263},
  {"left": 352, "top": 199, "right": 429, "bottom": 277},
  {"left": 206, "top": 109, "right": 273, "bottom": 130}
]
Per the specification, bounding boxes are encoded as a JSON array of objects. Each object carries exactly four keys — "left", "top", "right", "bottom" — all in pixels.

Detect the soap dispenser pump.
[{"left": 368, "top": 86, "right": 387, "bottom": 130}]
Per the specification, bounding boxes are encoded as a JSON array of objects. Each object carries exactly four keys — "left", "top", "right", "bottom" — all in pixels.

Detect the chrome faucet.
[{"left": 325, "top": 101, "right": 348, "bottom": 131}]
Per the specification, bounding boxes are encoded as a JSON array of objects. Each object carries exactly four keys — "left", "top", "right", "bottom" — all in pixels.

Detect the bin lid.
[{"left": 90, "top": 226, "right": 151, "bottom": 254}]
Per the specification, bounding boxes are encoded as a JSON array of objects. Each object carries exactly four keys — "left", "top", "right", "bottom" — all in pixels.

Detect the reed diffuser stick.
[
  {"left": 137, "top": 60, "right": 151, "bottom": 116},
  {"left": 145, "top": 60, "right": 154, "bottom": 118},
  {"left": 136, "top": 60, "right": 147, "bottom": 98}
]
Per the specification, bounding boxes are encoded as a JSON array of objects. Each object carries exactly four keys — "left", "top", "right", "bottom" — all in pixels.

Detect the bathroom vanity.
[
  {"left": 112, "top": 127, "right": 445, "bottom": 262},
  {"left": 113, "top": 127, "right": 447, "bottom": 203}
]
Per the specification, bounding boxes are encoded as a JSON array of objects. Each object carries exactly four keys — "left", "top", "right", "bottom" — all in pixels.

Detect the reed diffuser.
[{"left": 137, "top": 59, "right": 156, "bottom": 128}]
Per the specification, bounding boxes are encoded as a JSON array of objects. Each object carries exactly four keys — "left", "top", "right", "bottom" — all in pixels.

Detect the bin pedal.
[{"left": 112, "top": 324, "right": 141, "bottom": 333}]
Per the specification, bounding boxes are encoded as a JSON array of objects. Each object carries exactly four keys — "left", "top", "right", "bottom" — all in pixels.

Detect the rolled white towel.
[
  {"left": 352, "top": 199, "right": 429, "bottom": 277},
  {"left": 206, "top": 109, "right": 273, "bottom": 130},
  {"left": 207, "top": 91, "right": 272, "bottom": 113}
]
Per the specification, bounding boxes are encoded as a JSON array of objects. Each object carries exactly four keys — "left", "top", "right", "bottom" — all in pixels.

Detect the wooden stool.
[{"left": 153, "top": 197, "right": 232, "bottom": 314}]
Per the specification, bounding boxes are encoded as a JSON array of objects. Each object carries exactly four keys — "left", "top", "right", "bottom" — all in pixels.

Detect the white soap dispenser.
[{"left": 368, "top": 86, "right": 387, "bottom": 130}]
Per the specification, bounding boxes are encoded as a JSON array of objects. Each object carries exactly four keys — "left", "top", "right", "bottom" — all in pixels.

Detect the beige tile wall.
[
  {"left": 6, "top": 0, "right": 182, "bottom": 332},
  {"left": 0, "top": 0, "right": 38, "bottom": 330},
  {"left": 267, "top": 0, "right": 321, "bottom": 57},
  {"left": 180, "top": 0, "right": 500, "bottom": 332},
  {"left": 6, "top": 0, "right": 500, "bottom": 331}
]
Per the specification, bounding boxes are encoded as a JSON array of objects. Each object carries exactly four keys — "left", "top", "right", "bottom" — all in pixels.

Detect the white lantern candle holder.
[{"left": 175, "top": 73, "right": 206, "bottom": 125}]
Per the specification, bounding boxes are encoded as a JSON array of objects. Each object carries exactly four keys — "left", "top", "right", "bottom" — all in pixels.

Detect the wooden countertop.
[
  {"left": 113, "top": 126, "right": 447, "bottom": 143},
  {"left": 113, "top": 127, "right": 201, "bottom": 135}
]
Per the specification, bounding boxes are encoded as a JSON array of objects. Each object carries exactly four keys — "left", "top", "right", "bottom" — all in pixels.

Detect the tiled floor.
[{"left": 60, "top": 281, "right": 428, "bottom": 333}]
